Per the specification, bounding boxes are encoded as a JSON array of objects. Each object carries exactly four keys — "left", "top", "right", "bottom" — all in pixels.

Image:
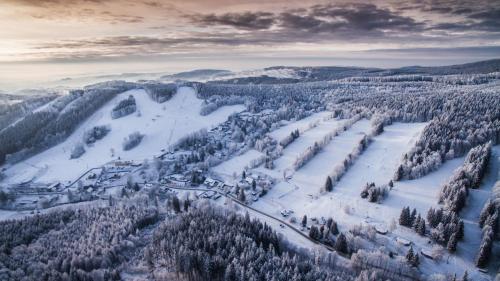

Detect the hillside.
[
  {"left": 3, "top": 87, "right": 244, "bottom": 183},
  {"left": 0, "top": 60, "right": 499, "bottom": 281}
]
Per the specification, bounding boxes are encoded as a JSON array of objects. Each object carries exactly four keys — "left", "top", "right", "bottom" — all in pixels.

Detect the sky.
[{"left": 1, "top": 0, "right": 499, "bottom": 89}]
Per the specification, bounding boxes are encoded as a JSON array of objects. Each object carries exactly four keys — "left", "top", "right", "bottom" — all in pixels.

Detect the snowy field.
[
  {"left": 292, "top": 119, "right": 372, "bottom": 193},
  {"left": 254, "top": 122, "right": 429, "bottom": 222},
  {"left": 211, "top": 149, "right": 264, "bottom": 180},
  {"left": 268, "top": 111, "right": 332, "bottom": 143},
  {"left": 3, "top": 87, "right": 245, "bottom": 184},
  {"left": 253, "top": 119, "right": 498, "bottom": 279},
  {"left": 272, "top": 117, "right": 350, "bottom": 173},
  {"left": 458, "top": 146, "right": 499, "bottom": 271}
]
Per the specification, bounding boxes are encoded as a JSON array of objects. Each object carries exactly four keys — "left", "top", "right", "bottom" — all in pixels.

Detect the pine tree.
[
  {"left": 410, "top": 208, "right": 417, "bottom": 225},
  {"left": 399, "top": 207, "right": 410, "bottom": 227},
  {"left": 301, "top": 215, "right": 307, "bottom": 228},
  {"left": 406, "top": 246, "right": 414, "bottom": 263},
  {"left": 335, "top": 233, "right": 348, "bottom": 254},
  {"left": 172, "top": 195, "right": 181, "bottom": 213},
  {"left": 462, "top": 271, "right": 468, "bottom": 281},
  {"left": 484, "top": 212, "right": 498, "bottom": 230},
  {"left": 324, "top": 176, "right": 333, "bottom": 192},
  {"left": 330, "top": 221, "right": 339, "bottom": 235},
  {"left": 412, "top": 215, "right": 421, "bottom": 230},
  {"left": 475, "top": 228, "right": 493, "bottom": 268},
  {"left": 417, "top": 219, "right": 426, "bottom": 236},
  {"left": 224, "top": 263, "right": 237, "bottom": 281},
  {"left": 309, "top": 226, "right": 319, "bottom": 240},
  {"left": 326, "top": 217, "right": 333, "bottom": 229},
  {"left": 478, "top": 200, "right": 492, "bottom": 227},
  {"left": 319, "top": 225, "right": 325, "bottom": 238},
  {"left": 447, "top": 232, "right": 458, "bottom": 252},
  {"left": 394, "top": 165, "right": 403, "bottom": 181},
  {"left": 412, "top": 253, "right": 419, "bottom": 267},
  {"left": 456, "top": 220, "right": 464, "bottom": 240},
  {"left": 427, "top": 207, "right": 437, "bottom": 228},
  {"left": 238, "top": 188, "right": 246, "bottom": 203}
]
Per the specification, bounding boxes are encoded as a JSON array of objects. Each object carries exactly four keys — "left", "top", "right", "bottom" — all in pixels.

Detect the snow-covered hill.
[{"left": 3, "top": 87, "right": 244, "bottom": 183}]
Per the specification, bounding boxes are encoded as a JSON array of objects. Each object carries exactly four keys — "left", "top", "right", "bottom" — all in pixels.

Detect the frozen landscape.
[
  {"left": 0, "top": 60, "right": 499, "bottom": 281},
  {"left": 3, "top": 0, "right": 500, "bottom": 279},
  {"left": 2, "top": 87, "right": 244, "bottom": 184}
]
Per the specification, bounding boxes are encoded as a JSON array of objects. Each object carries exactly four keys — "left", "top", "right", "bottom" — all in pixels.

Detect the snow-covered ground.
[
  {"left": 3, "top": 87, "right": 245, "bottom": 184},
  {"left": 0, "top": 199, "right": 109, "bottom": 221},
  {"left": 268, "top": 111, "right": 332, "bottom": 143},
  {"left": 211, "top": 149, "right": 264, "bottom": 180},
  {"left": 272, "top": 118, "right": 350, "bottom": 173},
  {"left": 292, "top": 119, "right": 372, "bottom": 193},
  {"left": 458, "top": 146, "right": 499, "bottom": 273},
  {"left": 254, "top": 122, "right": 428, "bottom": 222},
  {"left": 210, "top": 67, "right": 301, "bottom": 82},
  {"left": 252, "top": 120, "right": 498, "bottom": 280}
]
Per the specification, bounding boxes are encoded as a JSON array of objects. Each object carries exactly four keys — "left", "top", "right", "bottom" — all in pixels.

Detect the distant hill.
[
  {"left": 380, "top": 59, "right": 500, "bottom": 76},
  {"left": 161, "top": 69, "right": 232, "bottom": 81},
  {"left": 205, "top": 59, "right": 500, "bottom": 84}
]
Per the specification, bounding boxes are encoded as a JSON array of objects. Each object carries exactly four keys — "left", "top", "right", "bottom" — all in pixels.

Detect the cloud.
[
  {"left": 190, "top": 3, "right": 425, "bottom": 36},
  {"left": 99, "top": 11, "right": 144, "bottom": 24},
  {"left": 193, "top": 11, "right": 276, "bottom": 30},
  {"left": 3, "top": 0, "right": 500, "bottom": 63},
  {"left": 393, "top": 0, "right": 500, "bottom": 32},
  {"left": 285, "top": 3, "right": 423, "bottom": 33},
  {"left": 5, "top": 0, "right": 108, "bottom": 7}
]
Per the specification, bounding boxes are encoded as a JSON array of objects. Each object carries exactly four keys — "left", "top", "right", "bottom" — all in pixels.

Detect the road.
[
  {"left": 151, "top": 184, "right": 420, "bottom": 280},
  {"left": 157, "top": 183, "right": 340, "bottom": 254}
]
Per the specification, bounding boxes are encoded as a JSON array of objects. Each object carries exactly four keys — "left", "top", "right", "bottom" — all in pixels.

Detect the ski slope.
[
  {"left": 254, "top": 122, "right": 430, "bottom": 230},
  {"left": 211, "top": 149, "right": 264, "bottom": 180},
  {"left": 292, "top": 119, "right": 372, "bottom": 193},
  {"left": 252, "top": 121, "right": 498, "bottom": 280},
  {"left": 457, "top": 146, "right": 499, "bottom": 269},
  {"left": 268, "top": 111, "right": 332, "bottom": 143},
  {"left": 4, "top": 87, "right": 245, "bottom": 184},
  {"left": 273, "top": 118, "right": 349, "bottom": 172}
]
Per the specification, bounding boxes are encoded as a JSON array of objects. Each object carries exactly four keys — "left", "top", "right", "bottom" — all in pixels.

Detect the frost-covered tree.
[
  {"left": 83, "top": 125, "right": 110, "bottom": 145},
  {"left": 238, "top": 188, "right": 246, "bottom": 203},
  {"left": 335, "top": 233, "right": 348, "bottom": 254},
  {"left": 70, "top": 143, "right": 85, "bottom": 159},
  {"left": 122, "top": 132, "right": 144, "bottom": 150},
  {"left": 325, "top": 176, "right": 333, "bottom": 192},
  {"left": 111, "top": 95, "right": 136, "bottom": 119},
  {"left": 399, "top": 207, "right": 411, "bottom": 227}
]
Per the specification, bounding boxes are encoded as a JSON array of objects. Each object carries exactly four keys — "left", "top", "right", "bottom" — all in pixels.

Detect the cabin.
[
  {"left": 375, "top": 226, "right": 388, "bottom": 235},
  {"left": 48, "top": 182, "right": 61, "bottom": 191},
  {"left": 396, "top": 237, "right": 411, "bottom": 246},
  {"left": 478, "top": 268, "right": 488, "bottom": 274},
  {"left": 201, "top": 191, "right": 216, "bottom": 199},
  {"left": 204, "top": 177, "right": 220, "bottom": 188},
  {"left": 114, "top": 160, "right": 132, "bottom": 167},
  {"left": 420, "top": 249, "right": 435, "bottom": 260},
  {"left": 281, "top": 210, "right": 289, "bottom": 217}
]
